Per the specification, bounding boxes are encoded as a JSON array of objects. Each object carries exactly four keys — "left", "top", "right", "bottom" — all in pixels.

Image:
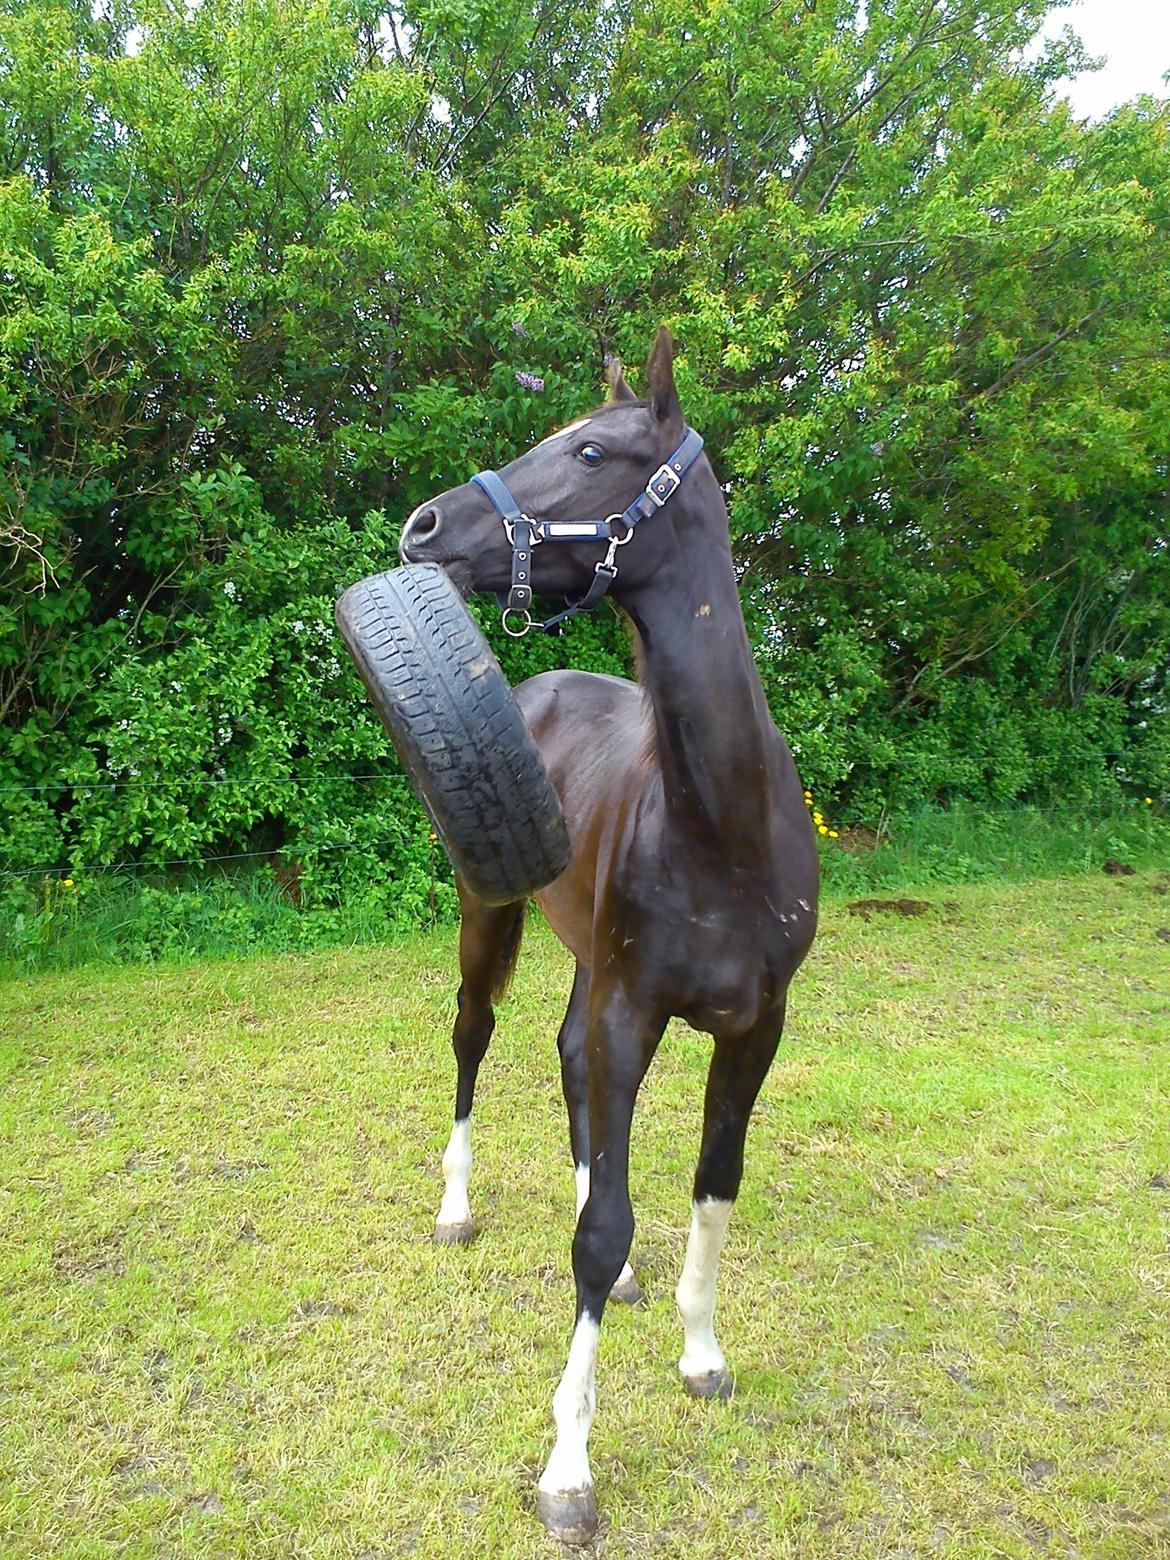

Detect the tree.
[{"left": 1, "top": 0, "right": 1166, "bottom": 896}]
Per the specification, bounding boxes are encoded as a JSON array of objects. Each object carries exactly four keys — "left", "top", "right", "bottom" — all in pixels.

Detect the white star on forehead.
[{"left": 537, "top": 417, "right": 594, "bottom": 446}]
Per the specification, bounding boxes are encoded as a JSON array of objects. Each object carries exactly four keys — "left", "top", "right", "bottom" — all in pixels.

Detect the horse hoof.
[
  {"left": 536, "top": 1486, "right": 597, "bottom": 1545},
  {"left": 609, "top": 1271, "right": 644, "bottom": 1306},
  {"left": 433, "top": 1220, "right": 475, "bottom": 1246},
  {"left": 683, "top": 1367, "right": 734, "bottom": 1400}
]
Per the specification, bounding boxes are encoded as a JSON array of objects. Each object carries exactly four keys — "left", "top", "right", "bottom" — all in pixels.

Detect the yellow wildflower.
[
  {"left": 817, "top": 824, "right": 828, "bottom": 835},
  {"left": 63, "top": 877, "right": 74, "bottom": 888},
  {"left": 1145, "top": 797, "right": 1154, "bottom": 805},
  {"left": 829, "top": 830, "right": 839, "bottom": 839}
]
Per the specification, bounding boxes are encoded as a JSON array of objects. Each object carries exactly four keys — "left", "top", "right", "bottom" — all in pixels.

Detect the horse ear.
[
  {"left": 605, "top": 355, "right": 637, "bottom": 403},
  {"left": 645, "top": 325, "right": 681, "bottom": 425}
]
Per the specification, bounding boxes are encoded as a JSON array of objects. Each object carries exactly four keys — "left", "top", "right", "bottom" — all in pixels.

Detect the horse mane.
[
  {"left": 621, "top": 610, "right": 659, "bottom": 775},
  {"left": 583, "top": 394, "right": 661, "bottom": 772},
  {"left": 587, "top": 397, "right": 650, "bottom": 415}
]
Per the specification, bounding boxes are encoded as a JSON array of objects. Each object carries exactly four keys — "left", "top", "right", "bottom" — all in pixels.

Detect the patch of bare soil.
[
  {"left": 846, "top": 898, "right": 933, "bottom": 919},
  {"left": 52, "top": 1230, "right": 124, "bottom": 1280},
  {"left": 838, "top": 826, "right": 884, "bottom": 853}
]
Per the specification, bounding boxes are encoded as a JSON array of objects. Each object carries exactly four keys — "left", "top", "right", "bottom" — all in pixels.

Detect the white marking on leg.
[
  {"left": 538, "top": 1314, "right": 600, "bottom": 1496},
  {"left": 575, "top": 1163, "right": 636, "bottom": 1291},
  {"left": 436, "top": 1118, "right": 472, "bottom": 1229},
  {"left": 676, "top": 1197, "right": 733, "bottom": 1379}
]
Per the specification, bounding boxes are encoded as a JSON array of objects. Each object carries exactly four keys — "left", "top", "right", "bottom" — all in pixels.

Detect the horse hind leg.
[
  {"left": 434, "top": 886, "right": 525, "bottom": 1246},
  {"left": 676, "top": 1007, "right": 785, "bottom": 1398},
  {"left": 558, "top": 962, "right": 642, "bottom": 1305}
]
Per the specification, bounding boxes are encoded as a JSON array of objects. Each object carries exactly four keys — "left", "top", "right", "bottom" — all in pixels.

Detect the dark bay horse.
[{"left": 398, "top": 328, "right": 818, "bottom": 1542}]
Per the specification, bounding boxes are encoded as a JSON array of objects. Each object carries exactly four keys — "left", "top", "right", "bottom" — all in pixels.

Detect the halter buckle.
[
  {"left": 645, "top": 463, "right": 682, "bottom": 507},
  {"left": 503, "top": 515, "right": 540, "bottom": 545}
]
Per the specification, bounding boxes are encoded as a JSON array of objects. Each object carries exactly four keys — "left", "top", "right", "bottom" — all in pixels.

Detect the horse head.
[{"left": 399, "top": 327, "right": 710, "bottom": 625}]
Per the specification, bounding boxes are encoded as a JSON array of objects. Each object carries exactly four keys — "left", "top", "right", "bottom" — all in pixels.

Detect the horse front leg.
[
  {"left": 676, "top": 1004, "right": 785, "bottom": 1398},
  {"left": 537, "top": 987, "right": 665, "bottom": 1543},
  {"left": 557, "top": 962, "right": 643, "bottom": 1306},
  {"left": 434, "top": 887, "right": 525, "bottom": 1245}
]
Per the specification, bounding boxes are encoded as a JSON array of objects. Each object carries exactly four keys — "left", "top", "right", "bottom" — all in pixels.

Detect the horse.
[{"left": 398, "top": 326, "right": 818, "bottom": 1543}]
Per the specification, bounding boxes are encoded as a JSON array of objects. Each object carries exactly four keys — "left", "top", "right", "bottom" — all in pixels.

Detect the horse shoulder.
[{"left": 516, "top": 670, "right": 653, "bottom": 803}]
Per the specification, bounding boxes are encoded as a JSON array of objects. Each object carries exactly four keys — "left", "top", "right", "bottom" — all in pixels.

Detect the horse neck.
[{"left": 622, "top": 486, "right": 774, "bottom": 860}]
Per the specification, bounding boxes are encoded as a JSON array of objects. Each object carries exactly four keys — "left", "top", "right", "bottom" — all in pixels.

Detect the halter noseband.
[{"left": 470, "top": 426, "right": 705, "bottom": 636}]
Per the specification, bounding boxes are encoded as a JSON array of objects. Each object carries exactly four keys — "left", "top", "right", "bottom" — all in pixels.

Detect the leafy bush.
[{"left": 1, "top": 0, "right": 1167, "bottom": 944}]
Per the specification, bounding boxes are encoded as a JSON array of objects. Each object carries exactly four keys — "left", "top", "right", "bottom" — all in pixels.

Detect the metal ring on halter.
[
  {"left": 605, "top": 513, "right": 636, "bottom": 544},
  {"left": 501, "top": 607, "right": 532, "bottom": 638}
]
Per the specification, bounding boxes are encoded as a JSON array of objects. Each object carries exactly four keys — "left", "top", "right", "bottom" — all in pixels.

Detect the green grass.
[
  {"left": 3, "top": 799, "right": 1166, "bottom": 974},
  {"left": 2, "top": 872, "right": 1169, "bottom": 1557},
  {"left": 0, "top": 867, "right": 436, "bottom": 975},
  {"left": 817, "top": 798, "right": 1170, "bottom": 895}
]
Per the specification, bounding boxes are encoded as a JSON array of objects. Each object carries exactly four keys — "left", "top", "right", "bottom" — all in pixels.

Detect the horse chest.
[{"left": 629, "top": 889, "right": 814, "bottom": 1035}]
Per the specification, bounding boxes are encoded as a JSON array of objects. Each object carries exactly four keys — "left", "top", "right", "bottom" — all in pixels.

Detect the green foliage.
[{"left": 1, "top": 0, "right": 1168, "bottom": 931}]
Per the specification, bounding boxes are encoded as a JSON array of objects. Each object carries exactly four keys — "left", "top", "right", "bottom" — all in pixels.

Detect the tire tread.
[{"left": 335, "top": 565, "right": 570, "bottom": 905}]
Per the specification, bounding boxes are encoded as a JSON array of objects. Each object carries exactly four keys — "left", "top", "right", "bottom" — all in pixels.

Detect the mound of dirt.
[{"left": 846, "top": 898, "right": 933, "bottom": 919}]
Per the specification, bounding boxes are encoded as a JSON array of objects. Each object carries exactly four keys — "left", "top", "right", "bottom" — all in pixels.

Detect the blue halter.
[{"left": 469, "top": 426, "right": 705, "bottom": 636}]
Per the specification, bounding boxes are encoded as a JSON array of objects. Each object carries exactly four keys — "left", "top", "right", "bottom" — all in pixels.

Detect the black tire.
[{"left": 335, "top": 564, "right": 571, "bottom": 906}]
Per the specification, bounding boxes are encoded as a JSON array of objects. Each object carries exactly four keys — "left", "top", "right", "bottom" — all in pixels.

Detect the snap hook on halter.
[{"left": 600, "top": 514, "right": 635, "bottom": 572}]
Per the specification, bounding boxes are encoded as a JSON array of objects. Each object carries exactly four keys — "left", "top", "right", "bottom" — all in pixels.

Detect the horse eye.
[{"left": 577, "top": 443, "right": 605, "bottom": 466}]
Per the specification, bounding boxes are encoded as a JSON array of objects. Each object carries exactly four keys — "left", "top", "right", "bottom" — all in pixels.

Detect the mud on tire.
[{"left": 335, "top": 564, "right": 571, "bottom": 906}]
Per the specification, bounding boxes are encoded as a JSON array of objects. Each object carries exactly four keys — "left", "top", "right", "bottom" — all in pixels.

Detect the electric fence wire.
[
  {"left": 0, "top": 772, "right": 389, "bottom": 795},
  {"left": 0, "top": 771, "right": 408, "bottom": 880},
  {"left": 0, "top": 837, "right": 399, "bottom": 882}
]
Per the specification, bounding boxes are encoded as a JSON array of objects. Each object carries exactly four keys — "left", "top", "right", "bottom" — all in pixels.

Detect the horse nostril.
[
  {"left": 400, "top": 505, "right": 442, "bottom": 561},
  {"left": 412, "top": 507, "right": 441, "bottom": 544}
]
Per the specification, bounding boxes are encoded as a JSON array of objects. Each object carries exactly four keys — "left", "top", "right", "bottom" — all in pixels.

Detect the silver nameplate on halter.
[{"left": 541, "top": 521, "right": 607, "bottom": 539}]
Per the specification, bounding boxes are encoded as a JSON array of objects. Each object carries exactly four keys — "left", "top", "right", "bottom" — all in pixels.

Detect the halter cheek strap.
[
  {"left": 468, "top": 470, "right": 539, "bottom": 622},
  {"left": 470, "top": 426, "right": 705, "bottom": 636}
]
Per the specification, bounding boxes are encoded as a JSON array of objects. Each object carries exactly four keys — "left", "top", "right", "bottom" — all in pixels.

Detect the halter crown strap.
[
  {"left": 613, "top": 426, "right": 706, "bottom": 536},
  {"left": 470, "top": 426, "right": 704, "bottom": 635}
]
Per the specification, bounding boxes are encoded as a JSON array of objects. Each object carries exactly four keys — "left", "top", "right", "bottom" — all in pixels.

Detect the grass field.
[{"left": 2, "top": 872, "right": 1169, "bottom": 1558}]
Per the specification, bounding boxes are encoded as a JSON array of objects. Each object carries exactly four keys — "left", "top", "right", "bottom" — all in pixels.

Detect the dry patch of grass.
[{"left": 2, "top": 874, "right": 1168, "bottom": 1558}]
